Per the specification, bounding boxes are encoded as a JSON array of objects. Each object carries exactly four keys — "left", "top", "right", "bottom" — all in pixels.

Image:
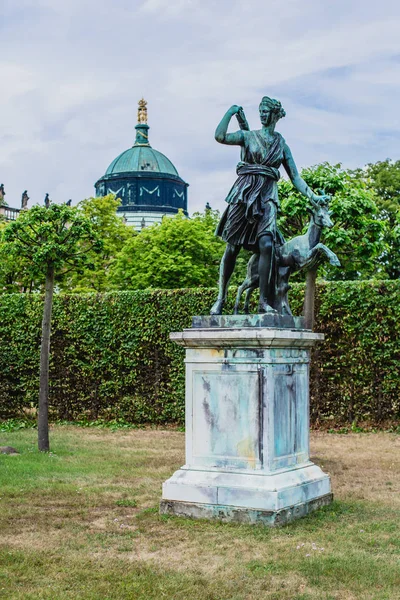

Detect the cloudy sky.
[{"left": 1, "top": 0, "right": 400, "bottom": 213}]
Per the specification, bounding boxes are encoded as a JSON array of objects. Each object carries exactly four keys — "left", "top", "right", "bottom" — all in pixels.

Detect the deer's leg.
[
  {"left": 297, "top": 247, "right": 324, "bottom": 271},
  {"left": 234, "top": 253, "right": 259, "bottom": 314},
  {"left": 211, "top": 243, "right": 241, "bottom": 315},
  {"left": 244, "top": 254, "right": 260, "bottom": 314},
  {"left": 244, "top": 285, "right": 257, "bottom": 314},
  {"left": 276, "top": 266, "right": 292, "bottom": 315},
  {"left": 312, "top": 244, "right": 341, "bottom": 267},
  {"left": 234, "top": 280, "right": 250, "bottom": 314}
]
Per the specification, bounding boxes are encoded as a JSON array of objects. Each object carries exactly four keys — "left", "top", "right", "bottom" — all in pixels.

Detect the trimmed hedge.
[{"left": 0, "top": 282, "right": 399, "bottom": 426}]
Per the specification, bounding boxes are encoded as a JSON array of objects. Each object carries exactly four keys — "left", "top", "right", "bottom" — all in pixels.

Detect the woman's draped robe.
[{"left": 216, "top": 130, "right": 285, "bottom": 251}]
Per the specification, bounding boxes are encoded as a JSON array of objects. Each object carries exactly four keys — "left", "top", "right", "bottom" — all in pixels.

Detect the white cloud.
[
  {"left": 140, "top": 0, "right": 196, "bottom": 16},
  {"left": 1, "top": 0, "right": 400, "bottom": 213}
]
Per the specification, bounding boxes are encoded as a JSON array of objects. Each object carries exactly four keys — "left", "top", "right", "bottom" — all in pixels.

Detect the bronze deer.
[{"left": 234, "top": 197, "right": 340, "bottom": 316}]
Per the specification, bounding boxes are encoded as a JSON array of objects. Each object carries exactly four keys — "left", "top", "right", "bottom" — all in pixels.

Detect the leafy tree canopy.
[
  {"left": 358, "top": 159, "right": 400, "bottom": 279},
  {"left": 1, "top": 203, "right": 103, "bottom": 289},
  {"left": 61, "top": 195, "right": 136, "bottom": 292},
  {"left": 363, "top": 159, "right": 400, "bottom": 219},
  {"left": 1, "top": 161, "right": 398, "bottom": 294},
  {"left": 109, "top": 209, "right": 228, "bottom": 290},
  {"left": 278, "top": 163, "right": 386, "bottom": 280},
  {"left": 0, "top": 217, "right": 39, "bottom": 292}
]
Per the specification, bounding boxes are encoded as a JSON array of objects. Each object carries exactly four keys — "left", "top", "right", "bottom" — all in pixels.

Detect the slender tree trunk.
[
  {"left": 303, "top": 267, "right": 317, "bottom": 330},
  {"left": 38, "top": 264, "right": 55, "bottom": 452}
]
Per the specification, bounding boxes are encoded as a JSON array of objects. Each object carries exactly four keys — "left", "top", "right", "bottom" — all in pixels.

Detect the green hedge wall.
[{"left": 0, "top": 282, "right": 399, "bottom": 426}]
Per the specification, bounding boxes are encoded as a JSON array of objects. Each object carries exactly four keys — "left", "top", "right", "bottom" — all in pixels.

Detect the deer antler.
[
  {"left": 310, "top": 189, "right": 331, "bottom": 210},
  {"left": 318, "top": 189, "right": 331, "bottom": 206},
  {"left": 309, "top": 196, "right": 320, "bottom": 209}
]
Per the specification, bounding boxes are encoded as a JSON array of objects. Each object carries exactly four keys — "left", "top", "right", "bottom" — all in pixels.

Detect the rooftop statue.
[
  {"left": 210, "top": 97, "right": 333, "bottom": 316},
  {"left": 137, "top": 98, "right": 148, "bottom": 125},
  {"left": 21, "top": 190, "right": 29, "bottom": 209}
]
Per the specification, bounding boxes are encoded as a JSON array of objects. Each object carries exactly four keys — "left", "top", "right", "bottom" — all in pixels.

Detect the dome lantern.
[{"left": 134, "top": 98, "right": 150, "bottom": 147}]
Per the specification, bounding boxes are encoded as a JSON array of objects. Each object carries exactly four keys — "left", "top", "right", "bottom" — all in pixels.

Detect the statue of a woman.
[{"left": 210, "top": 96, "right": 329, "bottom": 315}]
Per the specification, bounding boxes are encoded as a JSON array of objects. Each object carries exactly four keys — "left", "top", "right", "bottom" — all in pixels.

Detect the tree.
[
  {"left": 361, "top": 159, "right": 400, "bottom": 279},
  {"left": 277, "top": 163, "right": 386, "bottom": 280},
  {"left": 110, "top": 209, "right": 235, "bottom": 289},
  {"left": 110, "top": 162, "right": 386, "bottom": 290},
  {"left": 62, "top": 195, "right": 136, "bottom": 292},
  {"left": 2, "top": 204, "right": 102, "bottom": 451},
  {"left": 0, "top": 220, "right": 42, "bottom": 292}
]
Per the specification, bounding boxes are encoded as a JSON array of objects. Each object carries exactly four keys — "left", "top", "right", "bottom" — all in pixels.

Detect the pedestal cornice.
[{"left": 170, "top": 327, "right": 323, "bottom": 348}]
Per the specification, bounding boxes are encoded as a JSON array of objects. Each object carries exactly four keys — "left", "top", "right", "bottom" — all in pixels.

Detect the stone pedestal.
[{"left": 160, "top": 316, "right": 332, "bottom": 526}]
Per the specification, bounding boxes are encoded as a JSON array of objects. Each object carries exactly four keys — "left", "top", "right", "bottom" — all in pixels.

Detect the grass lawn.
[{"left": 0, "top": 427, "right": 399, "bottom": 600}]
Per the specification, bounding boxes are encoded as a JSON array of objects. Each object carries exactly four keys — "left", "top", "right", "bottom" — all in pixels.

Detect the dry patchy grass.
[{"left": 0, "top": 427, "right": 399, "bottom": 600}]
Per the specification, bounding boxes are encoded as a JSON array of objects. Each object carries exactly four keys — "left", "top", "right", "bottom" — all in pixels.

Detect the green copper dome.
[
  {"left": 105, "top": 145, "right": 179, "bottom": 177},
  {"left": 104, "top": 100, "right": 179, "bottom": 178},
  {"left": 95, "top": 99, "right": 188, "bottom": 227}
]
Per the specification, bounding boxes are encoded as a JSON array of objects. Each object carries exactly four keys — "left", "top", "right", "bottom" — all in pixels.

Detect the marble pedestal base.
[
  {"left": 160, "top": 494, "right": 333, "bottom": 527},
  {"left": 161, "top": 316, "right": 332, "bottom": 526}
]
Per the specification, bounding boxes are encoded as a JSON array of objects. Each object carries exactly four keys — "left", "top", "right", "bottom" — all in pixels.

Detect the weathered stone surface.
[
  {"left": 162, "top": 464, "right": 331, "bottom": 512},
  {"left": 160, "top": 326, "right": 332, "bottom": 525},
  {"left": 0, "top": 446, "right": 19, "bottom": 455},
  {"left": 171, "top": 327, "right": 323, "bottom": 349},
  {"left": 160, "top": 493, "right": 333, "bottom": 527},
  {"left": 192, "top": 314, "right": 307, "bottom": 330}
]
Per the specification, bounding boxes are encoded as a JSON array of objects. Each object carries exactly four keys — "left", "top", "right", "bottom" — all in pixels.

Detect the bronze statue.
[
  {"left": 0, "top": 184, "right": 5, "bottom": 203},
  {"left": 44, "top": 193, "right": 50, "bottom": 208},
  {"left": 210, "top": 97, "right": 330, "bottom": 316}
]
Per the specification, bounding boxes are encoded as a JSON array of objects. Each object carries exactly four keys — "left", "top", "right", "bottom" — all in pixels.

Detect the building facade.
[{"left": 94, "top": 99, "right": 188, "bottom": 230}]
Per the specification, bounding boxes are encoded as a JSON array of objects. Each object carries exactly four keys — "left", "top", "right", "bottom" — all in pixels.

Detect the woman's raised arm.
[{"left": 215, "top": 105, "right": 245, "bottom": 146}]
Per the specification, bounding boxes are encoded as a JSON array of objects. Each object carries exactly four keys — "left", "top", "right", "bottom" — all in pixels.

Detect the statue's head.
[
  {"left": 259, "top": 97, "right": 286, "bottom": 126},
  {"left": 309, "top": 193, "right": 333, "bottom": 228}
]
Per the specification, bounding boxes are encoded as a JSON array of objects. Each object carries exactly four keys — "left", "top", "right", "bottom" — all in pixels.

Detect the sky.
[{"left": 1, "top": 0, "right": 400, "bottom": 214}]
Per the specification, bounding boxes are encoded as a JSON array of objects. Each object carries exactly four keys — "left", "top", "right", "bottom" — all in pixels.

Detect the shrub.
[{"left": 0, "top": 282, "right": 399, "bottom": 426}]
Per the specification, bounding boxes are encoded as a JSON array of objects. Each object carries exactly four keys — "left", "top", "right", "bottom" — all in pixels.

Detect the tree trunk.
[
  {"left": 303, "top": 268, "right": 317, "bottom": 330},
  {"left": 38, "top": 264, "right": 55, "bottom": 452}
]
